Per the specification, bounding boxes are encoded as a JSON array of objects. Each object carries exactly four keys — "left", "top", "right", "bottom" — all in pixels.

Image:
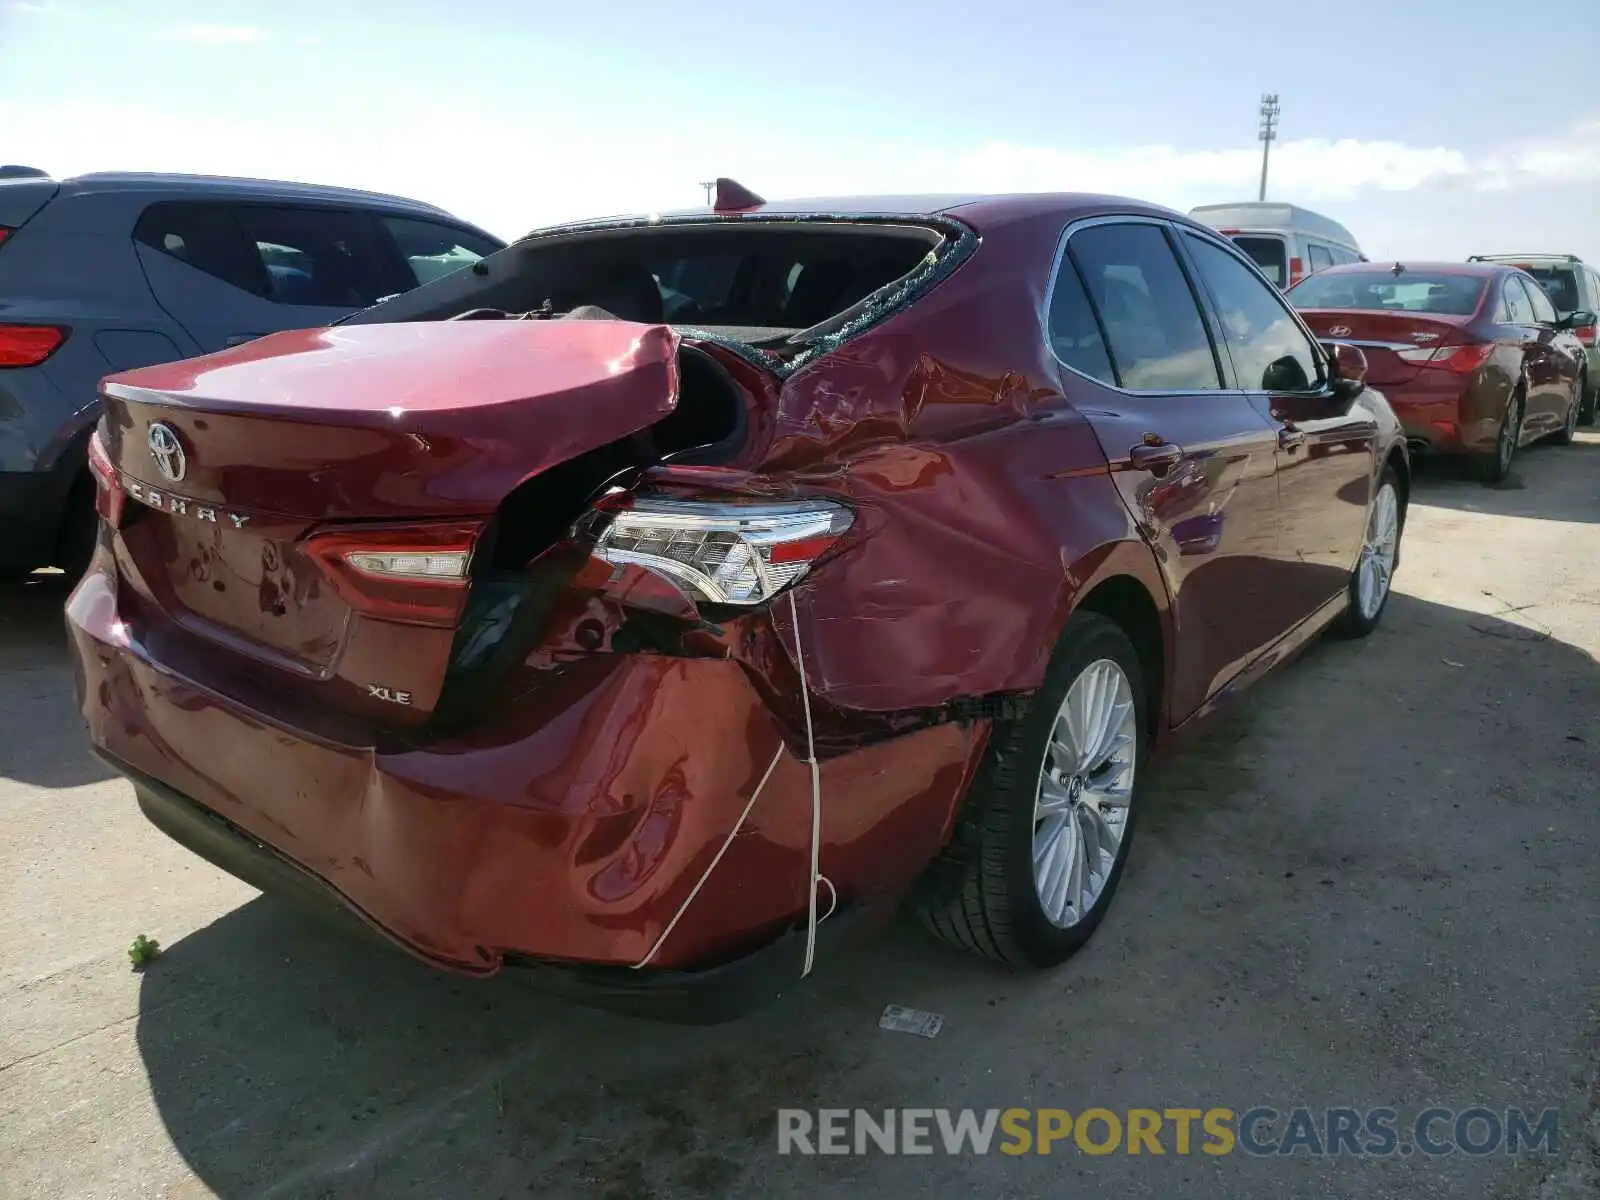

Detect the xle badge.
[{"left": 367, "top": 685, "right": 413, "bottom": 706}]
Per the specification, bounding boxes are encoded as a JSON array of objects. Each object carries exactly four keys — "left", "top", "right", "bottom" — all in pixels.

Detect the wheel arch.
[{"left": 1056, "top": 543, "right": 1172, "bottom": 741}]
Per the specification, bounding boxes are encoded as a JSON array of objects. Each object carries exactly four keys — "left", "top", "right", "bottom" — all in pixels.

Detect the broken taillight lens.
[
  {"left": 303, "top": 522, "right": 482, "bottom": 628},
  {"left": 86, "top": 430, "right": 125, "bottom": 527},
  {"left": 590, "top": 497, "right": 853, "bottom": 606}
]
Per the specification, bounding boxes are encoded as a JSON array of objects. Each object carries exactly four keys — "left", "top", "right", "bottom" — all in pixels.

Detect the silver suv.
[
  {"left": 0, "top": 167, "right": 502, "bottom": 577},
  {"left": 1469, "top": 253, "right": 1599, "bottom": 424}
]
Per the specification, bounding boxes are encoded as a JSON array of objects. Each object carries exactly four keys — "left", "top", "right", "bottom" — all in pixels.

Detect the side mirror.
[
  {"left": 1560, "top": 309, "right": 1597, "bottom": 331},
  {"left": 1322, "top": 341, "right": 1368, "bottom": 400}
]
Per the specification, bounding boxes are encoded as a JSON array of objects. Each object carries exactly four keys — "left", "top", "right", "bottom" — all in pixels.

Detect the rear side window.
[
  {"left": 134, "top": 202, "right": 265, "bottom": 296},
  {"left": 1184, "top": 234, "right": 1323, "bottom": 392},
  {"left": 1228, "top": 235, "right": 1287, "bottom": 287},
  {"left": 1499, "top": 277, "right": 1537, "bottom": 325},
  {"left": 1307, "top": 244, "right": 1333, "bottom": 273},
  {"left": 382, "top": 216, "right": 501, "bottom": 287},
  {"left": 135, "top": 202, "right": 398, "bottom": 307},
  {"left": 1045, "top": 255, "right": 1116, "bottom": 384},
  {"left": 1067, "top": 223, "right": 1221, "bottom": 391}
]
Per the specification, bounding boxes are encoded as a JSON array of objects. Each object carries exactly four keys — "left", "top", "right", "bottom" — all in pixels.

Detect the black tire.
[
  {"left": 1553, "top": 376, "right": 1581, "bottom": 446},
  {"left": 54, "top": 476, "right": 98, "bottom": 581},
  {"left": 1478, "top": 390, "right": 1522, "bottom": 483},
  {"left": 915, "top": 611, "right": 1147, "bottom": 968},
  {"left": 1578, "top": 370, "right": 1594, "bottom": 427},
  {"left": 1332, "top": 466, "right": 1403, "bottom": 640}
]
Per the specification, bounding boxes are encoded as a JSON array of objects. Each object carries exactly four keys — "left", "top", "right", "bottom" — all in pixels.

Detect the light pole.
[
  {"left": 699, "top": 181, "right": 715, "bottom": 206},
  {"left": 1258, "top": 94, "right": 1280, "bottom": 202}
]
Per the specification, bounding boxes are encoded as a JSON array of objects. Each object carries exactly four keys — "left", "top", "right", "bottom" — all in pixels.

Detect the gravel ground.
[{"left": 2, "top": 434, "right": 1597, "bottom": 1200}]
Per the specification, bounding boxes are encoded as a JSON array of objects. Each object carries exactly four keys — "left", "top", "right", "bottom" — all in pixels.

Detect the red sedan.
[
  {"left": 1290, "top": 261, "right": 1590, "bottom": 481},
  {"left": 67, "top": 188, "right": 1409, "bottom": 1019}
]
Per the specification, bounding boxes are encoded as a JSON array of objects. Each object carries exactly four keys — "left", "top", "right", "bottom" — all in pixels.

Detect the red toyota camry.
[{"left": 67, "top": 187, "right": 1409, "bottom": 1020}]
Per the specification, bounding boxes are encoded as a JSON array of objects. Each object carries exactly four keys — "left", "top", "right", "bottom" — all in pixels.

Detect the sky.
[{"left": 3, "top": 0, "right": 1598, "bottom": 262}]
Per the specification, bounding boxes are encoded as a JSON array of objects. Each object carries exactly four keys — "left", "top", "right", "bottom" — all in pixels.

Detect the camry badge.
[
  {"left": 147, "top": 423, "right": 187, "bottom": 483},
  {"left": 1328, "top": 325, "right": 1352, "bottom": 338}
]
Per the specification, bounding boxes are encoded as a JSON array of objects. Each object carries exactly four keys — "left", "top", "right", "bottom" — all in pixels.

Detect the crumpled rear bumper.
[
  {"left": 111, "top": 749, "right": 870, "bottom": 1022},
  {"left": 67, "top": 566, "right": 982, "bottom": 988}
]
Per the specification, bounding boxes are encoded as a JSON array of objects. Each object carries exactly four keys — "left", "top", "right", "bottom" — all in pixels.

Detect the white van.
[{"left": 1187, "top": 202, "right": 1366, "bottom": 290}]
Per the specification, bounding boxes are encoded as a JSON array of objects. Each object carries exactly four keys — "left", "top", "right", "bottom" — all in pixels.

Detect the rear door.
[
  {"left": 1501, "top": 275, "right": 1563, "bottom": 434},
  {"left": 1180, "top": 229, "right": 1377, "bottom": 620},
  {"left": 1519, "top": 274, "right": 1581, "bottom": 426},
  {"left": 133, "top": 201, "right": 406, "bottom": 352},
  {"left": 1047, "top": 217, "right": 1287, "bottom": 724}
]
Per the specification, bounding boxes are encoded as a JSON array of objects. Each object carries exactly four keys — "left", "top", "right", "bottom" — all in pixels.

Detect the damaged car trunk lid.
[{"left": 96, "top": 320, "right": 684, "bottom": 725}]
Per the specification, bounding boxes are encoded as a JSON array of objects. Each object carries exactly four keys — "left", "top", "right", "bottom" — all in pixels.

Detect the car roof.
[
  {"left": 544, "top": 192, "right": 1190, "bottom": 236},
  {"left": 53, "top": 171, "right": 461, "bottom": 219},
  {"left": 1312, "top": 260, "right": 1505, "bottom": 278}
]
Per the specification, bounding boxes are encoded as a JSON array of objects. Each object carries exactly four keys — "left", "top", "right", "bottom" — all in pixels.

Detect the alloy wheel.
[
  {"left": 1032, "top": 659, "right": 1137, "bottom": 929},
  {"left": 1355, "top": 482, "right": 1400, "bottom": 620}
]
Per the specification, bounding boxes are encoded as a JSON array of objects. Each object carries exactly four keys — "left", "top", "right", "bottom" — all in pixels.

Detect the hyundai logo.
[
  {"left": 1328, "top": 325, "right": 1352, "bottom": 338},
  {"left": 147, "top": 422, "right": 187, "bottom": 483}
]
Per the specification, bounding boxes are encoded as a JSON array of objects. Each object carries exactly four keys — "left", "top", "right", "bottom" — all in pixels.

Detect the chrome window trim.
[{"left": 1039, "top": 213, "right": 1231, "bottom": 398}]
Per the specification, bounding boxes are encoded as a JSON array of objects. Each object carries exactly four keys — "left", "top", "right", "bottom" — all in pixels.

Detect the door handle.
[
  {"left": 1278, "top": 426, "right": 1306, "bottom": 451},
  {"left": 1129, "top": 440, "right": 1183, "bottom": 473}
]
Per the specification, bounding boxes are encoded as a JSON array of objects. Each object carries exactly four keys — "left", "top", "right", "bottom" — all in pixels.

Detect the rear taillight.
[
  {"left": 86, "top": 430, "right": 125, "bottom": 527},
  {"left": 0, "top": 323, "right": 67, "bottom": 368},
  {"left": 1575, "top": 325, "right": 1596, "bottom": 346},
  {"left": 590, "top": 497, "right": 853, "bottom": 606},
  {"left": 0, "top": 226, "right": 12, "bottom": 247},
  {"left": 1395, "top": 341, "right": 1496, "bottom": 372},
  {"left": 304, "top": 522, "right": 482, "bottom": 628}
]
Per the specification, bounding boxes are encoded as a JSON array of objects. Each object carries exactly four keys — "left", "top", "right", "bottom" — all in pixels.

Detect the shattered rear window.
[{"left": 344, "top": 215, "right": 975, "bottom": 378}]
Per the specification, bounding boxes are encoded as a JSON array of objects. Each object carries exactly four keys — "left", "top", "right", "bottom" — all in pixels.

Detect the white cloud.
[
  {"left": 2, "top": 97, "right": 1597, "bottom": 260},
  {"left": 157, "top": 24, "right": 270, "bottom": 45}
]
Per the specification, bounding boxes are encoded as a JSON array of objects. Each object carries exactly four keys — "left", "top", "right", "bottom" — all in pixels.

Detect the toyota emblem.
[
  {"left": 1328, "top": 325, "right": 1352, "bottom": 338},
  {"left": 147, "top": 422, "right": 187, "bottom": 483}
]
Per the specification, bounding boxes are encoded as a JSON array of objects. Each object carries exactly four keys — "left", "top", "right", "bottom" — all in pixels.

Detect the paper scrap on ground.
[{"left": 879, "top": 1005, "right": 943, "bottom": 1038}]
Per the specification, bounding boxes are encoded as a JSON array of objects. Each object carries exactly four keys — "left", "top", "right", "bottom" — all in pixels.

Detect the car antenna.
[{"left": 712, "top": 178, "right": 766, "bottom": 214}]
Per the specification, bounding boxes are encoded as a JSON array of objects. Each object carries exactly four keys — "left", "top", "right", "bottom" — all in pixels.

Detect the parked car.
[
  {"left": 1468, "top": 253, "right": 1600, "bottom": 424},
  {"left": 1290, "top": 261, "right": 1590, "bottom": 481},
  {"left": 1189, "top": 202, "right": 1365, "bottom": 290},
  {"left": 0, "top": 169, "right": 503, "bottom": 578},
  {"left": 68, "top": 188, "right": 1409, "bottom": 1020}
]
